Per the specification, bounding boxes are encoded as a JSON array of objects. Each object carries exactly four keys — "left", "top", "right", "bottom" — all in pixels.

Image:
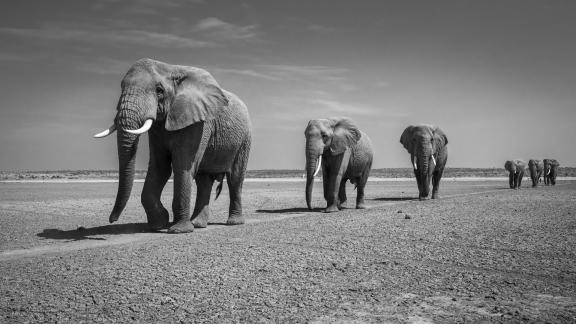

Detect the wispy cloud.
[
  {"left": 0, "top": 52, "right": 38, "bottom": 62},
  {"left": 0, "top": 17, "right": 261, "bottom": 50},
  {"left": 0, "top": 26, "right": 213, "bottom": 49},
  {"left": 91, "top": 0, "right": 205, "bottom": 15},
  {"left": 194, "top": 17, "right": 260, "bottom": 42},
  {"left": 307, "top": 24, "right": 336, "bottom": 34},
  {"left": 210, "top": 68, "right": 281, "bottom": 81},
  {"left": 76, "top": 58, "right": 134, "bottom": 75},
  {"left": 212, "top": 64, "right": 349, "bottom": 83}
]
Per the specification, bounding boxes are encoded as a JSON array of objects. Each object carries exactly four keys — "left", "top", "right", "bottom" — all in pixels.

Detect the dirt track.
[{"left": 1, "top": 180, "right": 575, "bottom": 322}]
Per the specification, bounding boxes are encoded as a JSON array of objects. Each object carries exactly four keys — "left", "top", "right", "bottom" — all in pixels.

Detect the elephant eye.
[{"left": 156, "top": 86, "right": 165, "bottom": 98}]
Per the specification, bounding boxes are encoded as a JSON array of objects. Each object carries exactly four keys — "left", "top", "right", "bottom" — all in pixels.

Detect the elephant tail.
[{"left": 212, "top": 173, "right": 226, "bottom": 201}]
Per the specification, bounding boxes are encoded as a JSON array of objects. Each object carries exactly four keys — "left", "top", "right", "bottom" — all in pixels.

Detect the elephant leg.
[
  {"left": 141, "top": 146, "right": 172, "bottom": 231},
  {"left": 226, "top": 141, "right": 250, "bottom": 226},
  {"left": 518, "top": 171, "right": 524, "bottom": 188},
  {"left": 190, "top": 173, "right": 214, "bottom": 228},
  {"left": 509, "top": 173, "right": 514, "bottom": 189},
  {"left": 338, "top": 179, "right": 347, "bottom": 209},
  {"left": 356, "top": 174, "right": 369, "bottom": 209},
  {"left": 431, "top": 168, "right": 444, "bottom": 199},
  {"left": 414, "top": 168, "right": 423, "bottom": 197},
  {"left": 325, "top": 150, "right": 351, "bottom": 213},
  {"left": 168, "top": 125, "right": 207, "bottom": 234}
]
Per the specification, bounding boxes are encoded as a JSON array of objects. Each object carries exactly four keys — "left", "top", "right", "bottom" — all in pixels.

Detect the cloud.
[
  {"left": 210, "top": 68, "right": 281, "bottom": 81},
  {"left": 0, "top": 52, "right": 38, "bottom": 62},
  {"left": 307, "top": 24, "right": 336, "bottom": 33},
  {"left": 0, "top": 26, "right": 214, "bottom": 49},
  {"left": 194, "top": 17, "right": 260, "bottom": 42},
  {"left": 76, "top": 58, "right": 134, "bottom": 75},
  {"left": 91, "top": 0, "right": 205, "bottom": 14}
]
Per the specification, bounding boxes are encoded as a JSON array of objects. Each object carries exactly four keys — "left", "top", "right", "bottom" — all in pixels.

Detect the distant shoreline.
[
  {"left": 1, "top": 168, "right": 575, "bottom": 182},
  {"left": 2, "top": 177, "right": 576, "bottom": 184}
]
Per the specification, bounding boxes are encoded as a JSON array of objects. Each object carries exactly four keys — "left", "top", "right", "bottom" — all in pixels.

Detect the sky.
[{"left": 0, "top": 0, "right": 575, "bottom": 171}]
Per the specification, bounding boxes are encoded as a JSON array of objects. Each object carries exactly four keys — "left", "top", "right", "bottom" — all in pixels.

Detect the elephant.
[
  {"left": 528, "top": 159, "right": 543, "bottom": 187},
  {"left": 504, "top": 159, "right": 527, "bottom": 189},
  {"left": 400, "top": 125, "right": 448, "bottom": 200},
  {"left": 304, "top": 117, "right": 373, "bottom": 212},
  {"left": 543, "top": 159, "right": 560, "bottom": 185},
  {"left": 94, "top": 58, "right": 251, "bottom": 233}
]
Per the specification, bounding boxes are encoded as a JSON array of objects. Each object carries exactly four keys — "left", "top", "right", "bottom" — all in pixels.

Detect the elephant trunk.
[
  {"left": 305, "top": 145, "right": 321, "bottom": 210},
  {"left": 417, "top": 147, "right": 433, "bottom": 198},
  {"left": 109, "top": 91, "right": 148, "bottom": 223}
]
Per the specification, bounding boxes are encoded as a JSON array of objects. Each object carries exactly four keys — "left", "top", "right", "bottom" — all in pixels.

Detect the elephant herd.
[
  {"left": 92, "top": 59, "right": 555, "bottom": 234},
  {"left": 505, "top": 158, "right": 560, "bottom": 189}
]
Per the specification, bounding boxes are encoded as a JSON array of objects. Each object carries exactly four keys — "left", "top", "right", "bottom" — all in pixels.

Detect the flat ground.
[{"left": 1, "top": 180, "right": 575, "bottom": 323}]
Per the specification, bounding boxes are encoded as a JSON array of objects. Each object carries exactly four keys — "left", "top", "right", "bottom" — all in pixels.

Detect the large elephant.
[
  {"left": 528, "top": 159, "right": 543, "bottom": 187},
  {"left": 304, "top": 117, "right": 373, "bottom": 212},
  {"left": 543, "top": 159, "right": 560, "bottom": 185},
  {"left": 400, "top": 125, "right": 448, "bottom": 200},
  {"left": 94, "top": 59, "right": 251, "bottom": 233},
  {"left": 504, "top": 159, "right": 527, "bottom": 189}
]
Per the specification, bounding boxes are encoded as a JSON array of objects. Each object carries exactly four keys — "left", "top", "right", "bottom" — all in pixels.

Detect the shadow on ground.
[
  {"left": 37, "top": 223, "right": 150, "bottom": 241},
  {"left": 371, "top": 197, "right": 417, "bottom": 201},
  {"left": 256, "top": 207, "right": 323, "bottom": 214}
]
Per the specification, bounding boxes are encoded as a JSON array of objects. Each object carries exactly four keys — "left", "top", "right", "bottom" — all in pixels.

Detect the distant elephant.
[
  {"left": 543, "top": 159, "right": 560, "bottom": 185},
  {"left": 304, "top": 117, "right": 373, "bottom": 212},
  {"left": 400, "top": 125, "right": 448, "bottom": 200},
  {"left": 504, "top": 159, "right": 527, "bottom": 189},
  {"left": 94, "top": 58, "right": 251, "bottom": 233},
  {"left": 528, "top": 159, "right": 543, "bottom": 187}
]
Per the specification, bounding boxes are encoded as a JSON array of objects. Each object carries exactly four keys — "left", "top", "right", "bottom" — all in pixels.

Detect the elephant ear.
[
  {"left": 329, "top": 117, "right": 361, "bottom": 155},
  {"left": 432, "top": 127, "right": 448, "bottom": 146},
  {"left": 165, "top": 68, "right": 228, "bottom": 131},
  {"left": 504, "top": 160, "right": 512, "bottom": 171},
  {"left": 400, "top": 126, "right": 415, "bottom": 153}
]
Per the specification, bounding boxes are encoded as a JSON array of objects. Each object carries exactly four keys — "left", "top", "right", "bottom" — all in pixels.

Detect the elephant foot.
[
  {"left": 356, "top": 203, "right": 367, "bottom": 209},
  {"left": 168, "top": 220, "right": 195, "bottom": 234},
  {"left": 419, "top": 196, "right": 430, "bottom": 201},
  {"left": 146, "top": 208, "right": 170, "bottom": 231},
  {"left": 431, "top": 193, "right": 440, "bottom": 199},
  {"left": 226, "top": 214, "right": 245, "bottom": 226},
  {"left": 192, "top": 210, "right": 210, "bottom": 228},
  {"left": 339, "top": 201, "right": 348, "bottom": 209},
  {"left": 325, "top": 205, "right": 339, "bottom": 213}
]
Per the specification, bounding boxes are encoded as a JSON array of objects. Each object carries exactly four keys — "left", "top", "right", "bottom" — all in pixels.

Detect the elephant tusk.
[
  {"left": 413, "top": 156, "right": 418, "bottom": 170},
  {"left": 547, "top": 170, "right": 550, "bottom": 175},
  {"left": 431, "top": 155, "right": 437, "bottom": 167},
  {"left": 93, "top": 124, "right": 116, "bottom": 138},
  {"left": 125, "top": 119, "right": 153, "bottom": 135},
  {"left": 313, "top": 155, "right": 322, "bottom": 177}
]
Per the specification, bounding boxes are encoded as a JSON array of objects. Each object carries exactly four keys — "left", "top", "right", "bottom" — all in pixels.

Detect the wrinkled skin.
[
  {"left": 543, "top": 159, "right": 560, "bottom": 186},
  {"left": 98, "top": 59, "right": 251, "bottom": 233},
  {"left": 304, "top": 117, "right": 373, "bottom": 212},
  {"left": 528, "top": 159, "right": 543, "bottom": 187},
  {"left": 504, "top": 159, "right": 527, "bottom": 189},
  {"left": 400, "top": 125, "right": 448, "bottom": 200}
]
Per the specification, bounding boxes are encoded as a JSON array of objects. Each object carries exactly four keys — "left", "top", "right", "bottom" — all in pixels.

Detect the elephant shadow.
[
  {"left": 371, "top": 197, "right": 418, "bottom": 201},
  {"left": 256, "top": 207, "right": 324, "bottom": 214},
  {"left": 37, "top": 223, "right": 150, "bottom": 242}
]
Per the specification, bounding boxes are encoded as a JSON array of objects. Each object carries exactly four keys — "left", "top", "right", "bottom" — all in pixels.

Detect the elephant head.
[
  {"left": 94, "top": 58, "right": 228, "bottom": 223},
  {"left": 400, "top": 125, "right": 448, "bottom": 199},
  {"left": 304, "top": 117, "right": 361, "bottom": 210},
  {"left": 543, "top": 158, "right": 560, "bottom": 185}
]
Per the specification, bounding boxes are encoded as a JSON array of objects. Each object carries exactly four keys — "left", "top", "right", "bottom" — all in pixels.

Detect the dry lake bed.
[{"left": 1, "top": 179, "right": 575, "bottom": 322}]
